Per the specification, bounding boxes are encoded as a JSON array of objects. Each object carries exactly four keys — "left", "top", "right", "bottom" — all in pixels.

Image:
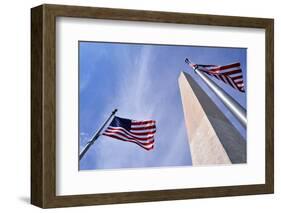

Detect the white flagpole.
[
  {"left": 185, "top": 59, "right": 247, "bottom": 128},
  {"left": 79, "top": 109, "right": 118, "bottom": 161}
]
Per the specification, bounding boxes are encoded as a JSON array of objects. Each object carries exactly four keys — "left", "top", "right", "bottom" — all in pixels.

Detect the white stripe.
[
  {"left": 131, "top": 123, "right": 156, "bottom": 128},
  {"left": 233, "top": 78, "right": 243, "bottom": 82},
  {"left": 138, "top": 142, "right": 153, "bottom": 149},
  {"left": 130, "top": 128, "right": 156, "bottom": 133},
  {"left": 227, "top": 74, "right": 243, "bottom": 79}
]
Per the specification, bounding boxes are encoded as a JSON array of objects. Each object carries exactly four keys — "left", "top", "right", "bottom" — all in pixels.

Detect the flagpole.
[
  {"left": 191, "top": 68, "right": 247, "bottom": 128},
  {"left": 79, "top": 109, "right": 118, "bottom": 161}
]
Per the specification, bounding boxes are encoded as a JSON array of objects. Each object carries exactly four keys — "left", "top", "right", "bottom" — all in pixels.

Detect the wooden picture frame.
[{"left": 31, "top": 4, "right": 274, "bottom": 208}]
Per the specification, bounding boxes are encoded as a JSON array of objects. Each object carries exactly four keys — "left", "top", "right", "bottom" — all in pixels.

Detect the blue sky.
[{"left": 79, "top": 41, "right": 247, "bottom": 170}]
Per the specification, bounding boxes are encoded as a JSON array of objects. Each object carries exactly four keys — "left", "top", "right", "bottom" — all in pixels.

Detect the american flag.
[
  {"left": 102, "top": 116, "right": 156, "bottom": 150},
  {"left": 185, "top": 58, "right": 245, "bottom": 93}
]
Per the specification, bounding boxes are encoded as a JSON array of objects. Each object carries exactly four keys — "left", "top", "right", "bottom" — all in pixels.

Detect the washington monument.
[{"left": 178, "top": 72, "right": 246, "bottom": 165}]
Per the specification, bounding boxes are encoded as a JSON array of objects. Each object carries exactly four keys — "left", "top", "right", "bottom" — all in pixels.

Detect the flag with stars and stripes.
[
  {"left": 102, "top": 116, "right": 156, "bottom": 150},
  {"left": 185, "top": 58, "right": 245, "bottom": 92}
]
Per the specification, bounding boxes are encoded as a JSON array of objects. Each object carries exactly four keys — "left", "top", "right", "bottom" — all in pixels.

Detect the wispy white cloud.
[
  {"left": 117, "top": 45, "right": 155, "bottom": 118},
  {"left": 80, "top": 44, "right": 192, "bottom": 170}
]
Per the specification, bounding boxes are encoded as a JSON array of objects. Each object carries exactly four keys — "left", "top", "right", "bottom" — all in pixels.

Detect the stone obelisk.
[{"left": 178, "top": 72, "right": 246, "bottom": 165}]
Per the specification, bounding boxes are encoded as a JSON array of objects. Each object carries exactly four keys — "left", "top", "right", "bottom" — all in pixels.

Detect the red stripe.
[
  {"left": 129, "top": 130, "right": 156, "bottom": 135},
  {"left": 131, "top": 125, "right": 156, "bottom": 130},
  {"left": 132, "top": 120, "right": 155, "bottom": 125},
  {"left": 234, "top": 80, "right": 243, "bottom": 85},
  {"left": 208, "top": 62, "right": 240, "bottom": 72},
  {"left": 105, "top": 129, "right": 154, "bottom": 141},
  {"left": 231, "top": 75, "right": 243, "bottom": 81},
  {"left": 222, "top": 69, "right": 242, "bottom": 75}
]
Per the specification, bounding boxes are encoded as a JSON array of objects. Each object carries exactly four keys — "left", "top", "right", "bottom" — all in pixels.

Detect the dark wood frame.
[{"left": 31, "top": 4, "right": 274, "bottom": 208}]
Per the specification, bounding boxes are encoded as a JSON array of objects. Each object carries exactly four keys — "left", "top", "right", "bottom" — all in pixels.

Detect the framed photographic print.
[{"left": 31, "top": 4, "right": 274, "bottom": 208}]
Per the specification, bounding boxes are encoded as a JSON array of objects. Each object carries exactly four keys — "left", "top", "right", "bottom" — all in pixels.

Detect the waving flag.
[
  {"left": 185, "top": 58, "right": 245, "bottom": 92},
  {"left": 102, "top": 116, "right": 156, "bottom": 150}
]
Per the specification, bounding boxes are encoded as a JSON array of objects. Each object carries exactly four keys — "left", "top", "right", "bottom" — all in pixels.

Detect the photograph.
[
  {"left": 78, "top": 41, "right": 247, "bottom": 170},
  {"left": 29, "top": 3, "right": 275, "bottom": 208},
  {"left": 30, "top": 4, "right": 274, "bottom": 208}
]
